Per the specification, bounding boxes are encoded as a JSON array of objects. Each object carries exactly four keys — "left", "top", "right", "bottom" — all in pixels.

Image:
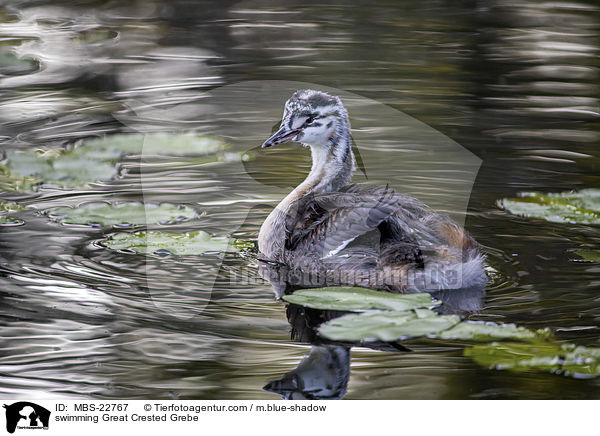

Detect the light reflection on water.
[{"left": 0, "top": 0, "right": 599, "bottom": 400}]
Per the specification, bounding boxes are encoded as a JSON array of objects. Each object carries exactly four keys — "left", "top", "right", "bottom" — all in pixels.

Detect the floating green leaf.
[
  {"left": 573, "top": 249, "right": 600, "bottom": 263},
  {"left": 101, "top": 231, "right": 236, "bottom": 256},
  {"left": 438, "top": 321, "right": 550, "bottom": 342},
  {"left": 465, "top": 342, "right": 600, "bottom": 378},
  {"left": 500, "top": 189, "right": 600, "bottom": 224},
  {"left": 48, "top": 202, "right": 197, "bottom": 226},
  {"left": 318, "top": 309, "right": 460, "bottom": 342},
  {"left": 283, "top": 287, "right": 440, "bottom": 312}
]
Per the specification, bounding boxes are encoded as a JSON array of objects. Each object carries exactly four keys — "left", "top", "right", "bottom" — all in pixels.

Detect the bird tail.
[{"left": 397, "top": 248, "right": 487, "bottom": 292}]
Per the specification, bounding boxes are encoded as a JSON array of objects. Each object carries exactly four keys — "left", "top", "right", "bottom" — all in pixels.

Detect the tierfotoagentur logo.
[{"left": 3, "top": 402, "right": 50, "bottom": 434}]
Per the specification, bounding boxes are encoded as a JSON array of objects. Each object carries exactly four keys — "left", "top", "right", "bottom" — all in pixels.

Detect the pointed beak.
[
  {"left": 263, "top": 375, "right": 299, "bottom": 394},
  {"left": 262, "top": 126, "right": 302, "bottom": 148}
]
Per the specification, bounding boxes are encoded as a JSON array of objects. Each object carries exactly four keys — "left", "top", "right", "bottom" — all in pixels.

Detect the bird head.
[{"left": 262, "top": 89, "right": 349, "bottom": 149}]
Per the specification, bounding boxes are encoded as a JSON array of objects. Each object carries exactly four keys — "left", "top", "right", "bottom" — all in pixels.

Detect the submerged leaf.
[
  {"left": 283, "top": 287, "right": 440, "bottom": 312},
  {"left": 0, "top": 201, "right": 25, "bottom": 226},
  {"left": 79, "top": 133, "right": 225, "bottom": 159},
  {"left": 48, "top": 202, "right": 197, "bottom": 226},
  {"left": 0, "top": 163, "right": 41, "bottom": 192},
  {"left": 318, "top": 309, "right": 460, "bottom": 342},
  {"left": 101, "top": 231, "right": 236, "bottom": 255},
  {"left": 500, "top": 189, "right": 600, "bottom": 224},
  {"left": 1, "top": 133, "right": 228, "bottom": 191},
  {"left": 438, "top": 321, "right": 550, "bottom": 341},
  {"left": 466, "top": 342, "right": 600, "bottom": 378},
  {"left": 0, "top": 50, "right": 38, "bottom": 76},
  {"left": 3, "top": 149, "right": 117, "bottom": 188},
  {"left": 0, "top": 201, "right": 25, "bottom": 214},
  {"left": 0, "top": 215, "right": 23, "bottom": 226},
  {"left": 232, "top": 239, "right": 255, "bottom": 250}
]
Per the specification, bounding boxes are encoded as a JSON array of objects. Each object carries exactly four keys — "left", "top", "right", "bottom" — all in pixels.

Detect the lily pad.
[
  {"left": 438, "top": 321, "right": 550, "bottom": 342},
  {"left": 500, "top": 189, "right": 600, "bottom": 224},
  {"left": 0, "top": 133, "right": 229, "bottom": 191},
  {"left": 79, "top": 133, "right": 226, "bottom": 159},
  {"left": 0, "top": 201, "right": 25, "bottom": 226},
  {"left": 573, "top": 249, "right": 600, "bottom": 263},
  {"left": 0, "top": 49, "right": 38, "bottom": 76},
  {"left": 0, "top": 216, "right": 23, "bottom": 225},
  {"left": 0, "top": 201, "right": 25, "bottom": 214},
  {"left": 3, "top": 148, "right": 117, "bottom": 189},
  {"left": 318, "top": 309, "right": 460, "bottom": 342},
  {"left": 48, "top": 202, "right": 197, "bottom": 227},
  {"left": 465, "top": 342, "right": 600, "bottom": 378},
  {"left": 101, "top": 231, "right": 236, "bottom": 256},
  {"left": 283, "top": 287, "right": 440, "bottom": 312},
  {"left": 0, "top": 166, "right": 40, "bottom": 192}
]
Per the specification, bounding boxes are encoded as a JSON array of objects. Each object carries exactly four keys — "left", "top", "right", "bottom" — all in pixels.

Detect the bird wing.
[{"left": 284, "top": 185, "right": 413, "bottom": 259}]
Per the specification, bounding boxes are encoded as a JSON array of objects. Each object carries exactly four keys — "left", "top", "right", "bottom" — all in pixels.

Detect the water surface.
[{"left": 1, "top": 0, "right": 599, "bottom": 399}]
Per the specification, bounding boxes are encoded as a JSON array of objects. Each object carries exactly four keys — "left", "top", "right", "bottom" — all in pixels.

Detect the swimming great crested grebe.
[{"left": 258, "top": 90, "right": 486, "bottom": 292}]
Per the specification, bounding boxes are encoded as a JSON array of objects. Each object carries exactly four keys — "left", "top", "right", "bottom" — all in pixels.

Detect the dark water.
[{"left": 1, "top": 0, "right": 599, "bottom": 400}]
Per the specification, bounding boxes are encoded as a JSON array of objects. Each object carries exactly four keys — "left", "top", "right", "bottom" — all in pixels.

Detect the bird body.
[{"left": 258, "top": 90, "right": 486, "bottom": 293}]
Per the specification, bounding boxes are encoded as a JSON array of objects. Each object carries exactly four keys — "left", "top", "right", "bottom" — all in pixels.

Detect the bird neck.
[
  {"left": 258, "top": 117, "right": 354, "bottom": 256},
  {"left": 282, "top": 122, "right": 354, "bottom": 210}
]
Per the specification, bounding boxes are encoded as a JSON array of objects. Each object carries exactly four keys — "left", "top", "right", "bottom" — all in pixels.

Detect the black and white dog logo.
[{"left": 3, "top": 402, "right": 50, "bottom": 434}]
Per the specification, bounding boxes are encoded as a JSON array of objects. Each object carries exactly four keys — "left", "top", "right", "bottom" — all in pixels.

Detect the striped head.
[{"left": 262, "top": 89, "right": 350, "bottom": 149}]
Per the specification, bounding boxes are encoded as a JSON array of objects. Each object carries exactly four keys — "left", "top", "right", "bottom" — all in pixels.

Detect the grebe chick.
[{"left": 258, "top": 90, "right": 486, "bottom": 292}]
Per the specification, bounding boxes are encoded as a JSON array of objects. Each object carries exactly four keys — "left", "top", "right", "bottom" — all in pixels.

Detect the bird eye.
[{"left": 305, "top": 115, "right": 316, "bottom": 126}]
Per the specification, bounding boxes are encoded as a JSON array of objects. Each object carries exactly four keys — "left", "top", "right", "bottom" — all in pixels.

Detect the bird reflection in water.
[{"left": 262, "top": 275, "right": 484, "bottom": 400}]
